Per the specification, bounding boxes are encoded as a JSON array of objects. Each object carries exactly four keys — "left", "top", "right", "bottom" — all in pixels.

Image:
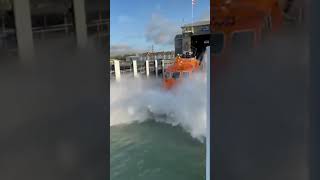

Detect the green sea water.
[{"left": 110, "top": 120, "right": 206, "bottom": 180}]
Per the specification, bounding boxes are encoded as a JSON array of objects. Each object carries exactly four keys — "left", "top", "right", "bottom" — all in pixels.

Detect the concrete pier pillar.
[
  {"left": 133, "top": 60, "right": 138, "bottom": 78},
  {"left": 145, "top": 60, "right": 150, "bottom": 77},
  {"left": 114, "top": 60, "right": 121, "bottom": 81},
  {"left": 154, "top": 60, "right": 158, "bottom": 78},
  {"left": 13, "top": 0, "right": 34, "bottom": 61},
  {"left": 161, "top": 60, "right": 165, "bottom": 78},
  {"left": 73, "top": 0, "right": 88, "bottom": 48}
]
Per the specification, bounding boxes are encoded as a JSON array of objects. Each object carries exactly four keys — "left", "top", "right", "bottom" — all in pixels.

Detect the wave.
[
  {"left": 110, "top": 50, "right": 208, "bottom": 142},
  {"left": 110, "top": 71, "right": 207, "bottom": 142}
]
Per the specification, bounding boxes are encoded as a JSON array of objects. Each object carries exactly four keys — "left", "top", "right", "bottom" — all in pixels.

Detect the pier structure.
[
  {"left": 0, "top": 0, "right": 109, "bottom": 60},
  {"left": 110, "top": 58, "right": 175, "bottom": 81}
]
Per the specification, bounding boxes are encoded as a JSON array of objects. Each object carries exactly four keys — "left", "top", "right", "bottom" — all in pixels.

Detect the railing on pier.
[
  {"left": 0, "top": 19, "right": 109, "bottom": 51},
  {"left": 110, "top": 58, "right": 175, "bottom": 81}
]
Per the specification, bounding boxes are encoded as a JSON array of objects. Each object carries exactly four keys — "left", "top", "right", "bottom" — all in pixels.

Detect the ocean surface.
[
  {"left": 110, "top": 120, "right": 205, "bottom": 180},
  {"left": 110, "top": 54, "right": 208, "bottom": 180}
]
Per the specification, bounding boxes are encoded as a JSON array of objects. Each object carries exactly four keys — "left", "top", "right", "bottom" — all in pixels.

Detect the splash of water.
[{"left": 110, "top": 52, "right": 208, "bottom": 142}]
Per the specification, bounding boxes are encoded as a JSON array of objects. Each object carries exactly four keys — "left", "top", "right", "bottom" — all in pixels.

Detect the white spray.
[{"left": 110, "top": 53, "right": 208, "bottom": 142}]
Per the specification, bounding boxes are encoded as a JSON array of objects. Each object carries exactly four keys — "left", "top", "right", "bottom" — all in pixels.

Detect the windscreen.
[
  {"left": 183, "top": 72, "right": 190, "bottom": 79},
  {"left": 164, "top": 72, "right": 171, "bottom": 79},
  {"left": 172, "top": 72, "right": 180, "bottom": 79}
]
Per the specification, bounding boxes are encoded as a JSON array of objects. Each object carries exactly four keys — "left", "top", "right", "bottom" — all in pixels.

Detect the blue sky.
[{"left": 110, "top": 0, "right": 210, "bottom": 55}]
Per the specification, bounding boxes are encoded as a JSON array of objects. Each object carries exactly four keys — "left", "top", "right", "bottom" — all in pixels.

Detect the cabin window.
[
  {"left": 211, "top": 33, "right": 224, "bottom": 55},
  {"left": 164, "top": 72, "right": 171, "bottom": 79},
  {"left": 183, "top": 72, "right": 190, "bottom": 79},
  {"left": 172, "top": 72, "right": 180, "bottom": 80},
  {"left": 231, "top": 31, "right": 255, "bottom": 52}
]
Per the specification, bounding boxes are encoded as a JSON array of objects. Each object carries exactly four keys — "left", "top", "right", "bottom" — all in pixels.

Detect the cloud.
[
  {"left": 110, "top": 44, "right": 142, "bottom": 56},
  {"left": 144, "top": 13, "right": 180, "bottom": 46}
]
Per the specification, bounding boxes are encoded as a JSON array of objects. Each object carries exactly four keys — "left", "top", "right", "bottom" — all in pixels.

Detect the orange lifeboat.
[{"left": 163, "top": 53, "right": 201, "bottom": 90}]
